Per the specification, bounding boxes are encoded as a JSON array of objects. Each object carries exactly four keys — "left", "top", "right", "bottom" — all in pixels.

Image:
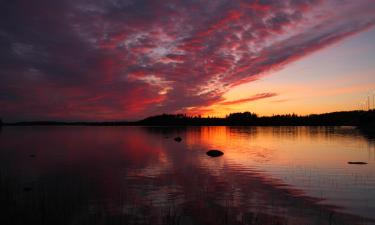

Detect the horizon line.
[{"left": 1, "top": 109, "right": 373, "bottom": 124}]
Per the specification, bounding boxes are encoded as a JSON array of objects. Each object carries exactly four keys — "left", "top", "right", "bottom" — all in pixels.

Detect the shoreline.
[{"left": 1, "top": 110, "right": 374, "bottom": 128}]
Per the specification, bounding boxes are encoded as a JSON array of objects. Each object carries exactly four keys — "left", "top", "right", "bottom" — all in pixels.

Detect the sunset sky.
[{"left": 1, "top": 0, "right": 375, "bottom": 121}]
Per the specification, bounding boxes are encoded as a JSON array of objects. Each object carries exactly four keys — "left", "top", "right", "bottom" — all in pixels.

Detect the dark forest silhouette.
[{"left": 1, "top": 110, "right": 374, "bottom": 130}]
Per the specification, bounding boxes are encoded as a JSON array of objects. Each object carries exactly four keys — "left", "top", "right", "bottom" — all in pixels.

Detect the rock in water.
[
  {"left": 174, "top": 137, "right": 182, "bottom": 142},
  {"left": 348, "top": 161, "right": 367, "bottom": 165},
  {"left": 206, "top": 150, "right": 224, "bottom": 157}
]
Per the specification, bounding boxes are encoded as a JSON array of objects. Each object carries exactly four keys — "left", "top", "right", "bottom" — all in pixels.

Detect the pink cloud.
[
  {"left": 220, "top": 93, "right": 278, "bottom": 105},
  {"left": 0, "top": 0, "right": 374, "bottom": 121}
]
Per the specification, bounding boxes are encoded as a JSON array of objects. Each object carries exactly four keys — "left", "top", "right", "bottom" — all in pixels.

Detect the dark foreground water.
[{"left": 0, "top": 126, "right": 374, "bottom": 225}]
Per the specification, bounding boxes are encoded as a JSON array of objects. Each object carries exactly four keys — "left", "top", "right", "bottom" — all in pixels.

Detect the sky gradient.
[{"left": 1, "top": 0, "right": 375, "bottom": 121}]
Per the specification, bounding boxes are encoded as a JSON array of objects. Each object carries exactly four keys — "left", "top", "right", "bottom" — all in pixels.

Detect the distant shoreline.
[{"left": 1, "top": 110, "right": 374, "bottom": 129}]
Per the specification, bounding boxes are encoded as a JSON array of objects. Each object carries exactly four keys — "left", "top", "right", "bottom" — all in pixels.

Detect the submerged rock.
[
  {"left": 348, "top": 161, "right": 367, "bottom": 165},
  {"left": 206, "top": 150, "right": 224, "bottom": 157},
  {"left": 174, "top": 137, "right": 182, "bottom": 142}
]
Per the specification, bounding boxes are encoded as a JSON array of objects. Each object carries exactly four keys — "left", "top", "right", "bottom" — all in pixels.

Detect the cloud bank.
[{"left": 0, "top": 0, "right": 374, "bottom": 120}]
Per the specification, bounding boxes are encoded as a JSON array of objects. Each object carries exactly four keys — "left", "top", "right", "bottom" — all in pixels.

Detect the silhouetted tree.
[
  {"left": 226, "top": 112, "right": 258, "bottom": 124},
  {"left": 358, "top": 110, "right": 375, "bottom": 131}
]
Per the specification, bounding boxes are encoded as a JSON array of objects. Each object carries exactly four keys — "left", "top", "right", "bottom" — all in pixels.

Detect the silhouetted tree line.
[
  {"left": 357, "top": 110, "right": 375, "bottom": 132},
  {"left": 139, "top": 113, "right": 224, "bottom": 126},
  {"left": 139, "top": 110, "right": 375, "bottom": 127},
  {"left": 2, "top": 110, "right": 374, "bottom": 129}
]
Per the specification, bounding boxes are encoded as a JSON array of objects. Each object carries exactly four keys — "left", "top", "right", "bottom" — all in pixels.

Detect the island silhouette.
[{"left": 1, "top": 110, "right": 374, "bottom": 132}]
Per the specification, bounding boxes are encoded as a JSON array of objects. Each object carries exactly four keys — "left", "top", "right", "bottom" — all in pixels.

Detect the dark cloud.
[{"left": 0, "top": 0, "right": 374, "bottom": 121}]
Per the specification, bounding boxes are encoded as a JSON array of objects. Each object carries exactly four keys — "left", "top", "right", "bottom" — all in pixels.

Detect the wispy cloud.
[
  {"left": 271, "top": 99, "right": 292, "bottom": 103},
  {"left": 220, "top": 93, "right": 278, "bottom": 105},
  {"left": 0, "top": 0, "right": 374, "bottom": 120}
]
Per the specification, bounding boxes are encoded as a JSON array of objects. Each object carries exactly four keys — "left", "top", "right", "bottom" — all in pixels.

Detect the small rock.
[
  {"left": 174, "top": 137, "right": 182, "bottom": 142},
  {"left": 206, "top": 150, "right": 224, "bottom": 157},
  {"left": 29, "top": 154, "right": 36, "bottom": 158},
  {"left": 348, "top": 161, "right": 367, "bottom": 165}
]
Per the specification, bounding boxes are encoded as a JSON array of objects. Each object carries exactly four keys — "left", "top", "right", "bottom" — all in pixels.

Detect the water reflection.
[
  {"left": 0, "top": 126, "right": 374, "bottom": 225},
  {"left": 185, "top": 126, "right": 375, "bottom": 218}
]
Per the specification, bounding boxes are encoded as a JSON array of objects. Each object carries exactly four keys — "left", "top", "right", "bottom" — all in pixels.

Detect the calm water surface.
[{"left": 0, "top": 126, "right": 374, "bottom": 225}]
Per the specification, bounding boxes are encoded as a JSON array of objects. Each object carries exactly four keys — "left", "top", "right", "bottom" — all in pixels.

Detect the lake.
[{"left": 0, "top": 126, "right": 374, "bottom": 225}]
